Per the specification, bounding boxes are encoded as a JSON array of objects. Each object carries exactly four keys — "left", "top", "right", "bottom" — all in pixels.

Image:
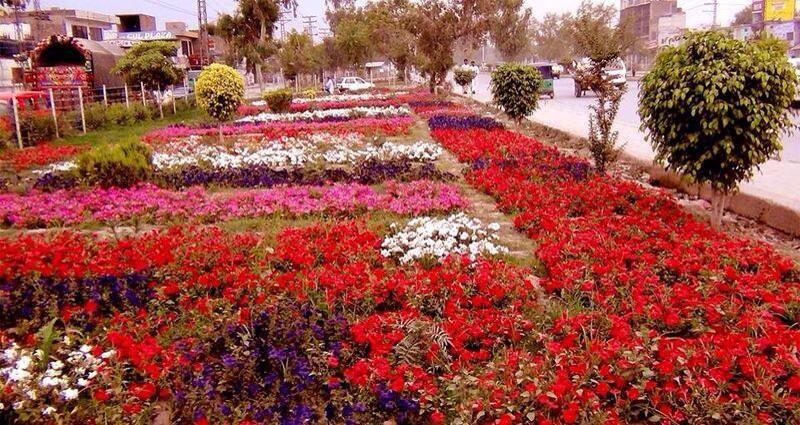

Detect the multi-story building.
[
  {"left": 0, "top": 8, "right": 117, "bottom": 42},
  {"left": 620, "top": 0, "right": 685, "bottom": 67}
]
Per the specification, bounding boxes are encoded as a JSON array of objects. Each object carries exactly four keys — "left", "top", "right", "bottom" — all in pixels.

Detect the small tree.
[
  {"left": 639, "top": 30, "right": 796, "bottom": 229},
  {"left": 113, "top": 41, "right": 184, "bottom": 92},
  {"left": 195, "top": 64, "right": 245, "bottom": 142},
  {"left": 568, "top": 0, "right": 636, "bottom": 173},
  {"left": 454, "top": 68, "right": 476, "bottom": 94},
  {"left": 490, "top": 63, "right": 542, "bottom": 125}
]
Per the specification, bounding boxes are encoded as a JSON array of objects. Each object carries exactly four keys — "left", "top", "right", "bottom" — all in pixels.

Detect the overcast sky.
[{"left": 41, "top": 0, "right": 745, "bottom": 32}]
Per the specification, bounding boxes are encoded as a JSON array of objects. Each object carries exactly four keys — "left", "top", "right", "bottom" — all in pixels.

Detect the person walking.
[
  {"left": 460, "top": 59, "right": 471, "bottom": 94},
  {"left": 469, "top": 60, "right": 479, "bottom": 94},
  {"left": 324, "top": 76, "right": 335, "bottom": 94}
]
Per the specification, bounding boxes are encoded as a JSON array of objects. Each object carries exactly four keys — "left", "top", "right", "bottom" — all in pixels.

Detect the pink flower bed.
[{"left": 0, "top": 181, "right": 466, "bottom": 228}]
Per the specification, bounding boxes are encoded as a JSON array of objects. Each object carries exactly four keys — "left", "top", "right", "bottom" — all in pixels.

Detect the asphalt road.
[{"left": 469, "top": 73, "right": 800, "bottom": 164}]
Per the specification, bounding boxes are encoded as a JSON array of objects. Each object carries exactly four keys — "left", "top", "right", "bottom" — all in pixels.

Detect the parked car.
[
  {"left": 572, "top": 58, "right": 627, "bottom": 97},
  {"left": 336, "top": 77, "right": 375, "bottom": 92},
  {"left": 552, "top": 63, "right": 565, "bottom": 79}
]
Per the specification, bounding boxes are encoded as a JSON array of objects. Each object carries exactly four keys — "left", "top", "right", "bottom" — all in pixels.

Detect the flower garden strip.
[
  {"left": 420, "top": 109, "right": 800, "bottom": 422},
  {"left": 1, "top": 89, "right": 799, "bottom": 425},
  {"left": 237, "top": 106, "right": 411, "bottom": 124},
  {"left": 0, "top": 181, "right": 466, "bottom": 229},
  {"left": 0, "top": 144, "right": 85, "bottom": 172}
]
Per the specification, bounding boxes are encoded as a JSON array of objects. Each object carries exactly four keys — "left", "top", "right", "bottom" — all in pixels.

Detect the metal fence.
[{"left": 8, "top": 82, "right": 195, "bottom": 148}]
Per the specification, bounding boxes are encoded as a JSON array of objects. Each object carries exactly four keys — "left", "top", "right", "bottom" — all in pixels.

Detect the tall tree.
[
  {"left": 279, "top": 30, "right": 318, "bottom": 82},
  {"left": 490, "top": 0, "right": 532, "bottom": 60},
  {"left": 215, "top": 0, "right": 296, "bottom": 91},
  {"left": 732, "top": 5, "right": 753, "bottom": 26},
  {"left": 531, "top": 12, "right": 572, "bottom": 63},
  {"left": 333, "top": 17, "right": 372, "bottom": 71},
  {"left": 410, "top": 0, "right": 531, "bottom": 93},
  {"left": 363, "top": 0, "right": 418, "bottom": 81}
]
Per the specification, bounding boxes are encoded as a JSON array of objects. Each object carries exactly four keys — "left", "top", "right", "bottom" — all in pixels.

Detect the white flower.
[
  {"left": 49, "top": 360, "right": 64, "bottom": 370},
  {"left": 42, "top": 406, "right": 56, "bottom": 416},
  {"left": 60, "top": 388, "right": 79, "bottom": 401},
  {"left": 381, "top": 213, "right": 508, "bottom": 263}
]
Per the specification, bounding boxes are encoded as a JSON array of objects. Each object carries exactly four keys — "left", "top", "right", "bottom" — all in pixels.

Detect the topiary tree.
[
  {"left": 454, "top": 68, "right": 476, "bottom": 94},
  {"left": 490, "top": 63, "right": 542, "bottom": 125},
  {"left": 639, "top": 30, "right": 797, "bottom": 229},
  {"left": 195, "top": 64, "right": 245, "bottom": 142}
]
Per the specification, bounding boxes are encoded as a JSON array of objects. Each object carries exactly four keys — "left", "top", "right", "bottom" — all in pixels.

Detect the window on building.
[
  {"left": 181, "top": 40, "right": 192, "bottom": 57},
  {"left": 787, "top": 32, "right": 794, "bottom": 41},
  {"left": 89, "top": 27, "right": 103, "bottom": 41},
  {"left": 71, "top": 25, "right": 88, "bottom": 39}
]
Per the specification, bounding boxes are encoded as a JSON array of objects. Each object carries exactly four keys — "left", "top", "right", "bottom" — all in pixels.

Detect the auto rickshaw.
[{"left": 532, "top": 62, "right": 555, "bottom": 99}]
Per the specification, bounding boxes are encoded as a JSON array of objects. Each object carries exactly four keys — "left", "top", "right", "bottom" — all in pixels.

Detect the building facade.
[{"left": 620, "top": 0, "right": 685, "bottom": 67}]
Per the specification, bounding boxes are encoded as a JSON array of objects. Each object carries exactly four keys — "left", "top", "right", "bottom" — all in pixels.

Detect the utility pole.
[
  {"left": 278, "top": 10, "right": 292, "bottom": 41},
  {"left": 712, "top": 0, "right": 718, "bottom": 27},
  {"left": 197, "top": 0, "right": 209, "bottom": 66},
  {"left": 303, "top": 15, "right": 318, "bottom": 41}
]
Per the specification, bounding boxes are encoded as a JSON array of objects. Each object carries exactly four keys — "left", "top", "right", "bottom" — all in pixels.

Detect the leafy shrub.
[
  {"left": 105, "top": 103, "right": 134, "bottom": 126},
  {"left": 263, "top": 89, "right": 293, "bottom": 113},
  {"left": 77, "top": 140, "right": 153, "bottom": 188},
  {"left": 129, "top": 103, "right": 154, "bottom": 122},
  {"left": 83, "top": 103, "right": 109, "bottom": 130},
  {"left": 0, "top": 120, "right": 15, "bottom": 148},
  {"left": 454, "top": 68, "right": 476, "bottom": 89},
  {"left": 490, "top": 63, "right": 542, "bottom": 124},
  {"left": 639, "top": 30, "right": 796, "bottom": 228},
  {"left": 18, "top": 112, "right": 58, "bottom": 146}
]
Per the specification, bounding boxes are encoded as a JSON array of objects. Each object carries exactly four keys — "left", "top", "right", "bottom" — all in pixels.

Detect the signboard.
[
  {"left": 117, "top": 31, "right": 176, "bottom": 41},
  {"left": 25, "top": 66, "right": 91, "bottom": 89},
  {"left": 763, "top": 0, "right": 795, "bottom": 21}
]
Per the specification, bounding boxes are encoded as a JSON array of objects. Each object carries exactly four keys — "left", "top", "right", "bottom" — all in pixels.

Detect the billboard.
[{"left": 763, "top": 0, "right": 795, "bottom": 21}]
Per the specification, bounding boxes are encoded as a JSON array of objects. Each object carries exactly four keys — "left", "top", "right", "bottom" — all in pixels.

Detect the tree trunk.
[
  {"left": 256, "top": 67, "right": 265, "bottom": 94},
  {"left": 429, "top": 72, "right": 436, "bottom": 94},
  {"left": 710, "top": 188, "right": 728, "bottom": 230}
]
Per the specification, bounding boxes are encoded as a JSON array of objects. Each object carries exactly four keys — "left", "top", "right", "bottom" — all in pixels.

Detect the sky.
[{"left": 41, "top": 0, "right": 745, "bottom": 33}]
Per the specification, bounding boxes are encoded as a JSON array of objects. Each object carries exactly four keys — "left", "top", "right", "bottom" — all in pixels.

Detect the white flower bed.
[
  {"left": 291, "top": 92, "right": 407, "bottom": 104},
  {"left": 236, "top": 106, "right": 410, "bottom": 124},
  {"left": 0, "top": 336, "right": 114, "bottom": 414},
  {"left": 381, "top": 213, "right": 508, "bottom": 263},
  {"left": 33, "top": 135, "right": 443, "bottom": 174}
]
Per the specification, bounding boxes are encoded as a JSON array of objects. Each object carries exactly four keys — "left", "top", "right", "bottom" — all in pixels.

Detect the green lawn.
[{"left": 56, "top": 108, "right": 205, "bottom": 147}]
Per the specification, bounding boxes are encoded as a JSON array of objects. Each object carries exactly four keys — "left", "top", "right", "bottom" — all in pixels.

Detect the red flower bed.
[
  {"left": 0, "top": 144, "right": 84, "bottom": 171},
  {"left": 426, "top": 114, "right": 800, "bottom": 422}
]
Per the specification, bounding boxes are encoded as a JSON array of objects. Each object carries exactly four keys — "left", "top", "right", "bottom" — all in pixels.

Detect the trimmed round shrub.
[
  {"left": 263, "top": 89, "right": 293, "bottom": 114},
  {"left": 77, "top": 140, "right": 153, "bottom": 188},
  {"left": 196, "top": 64, "right": 244, "bottom": 123},
  {"left": 639, "top": 30, "right": 797, "bottom": 228},
  {"left": 490, "top": 63, "right": 543, "bottom": 124}
]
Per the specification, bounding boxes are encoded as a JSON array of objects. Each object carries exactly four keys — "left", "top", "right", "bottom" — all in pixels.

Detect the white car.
[
  {"left": 603, "top": 58, "right": 627, "bottom": 87},
  {"left": 789, "top": 57, "right": 800, "bottom": 104},
  {"left": 336, "top": 77, "right": 375, "bottom": 92}
]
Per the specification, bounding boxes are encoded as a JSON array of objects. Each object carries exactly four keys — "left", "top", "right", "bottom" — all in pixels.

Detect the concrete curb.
[{"left": 453, "top": 93, "right": 800, "bottom": 236}]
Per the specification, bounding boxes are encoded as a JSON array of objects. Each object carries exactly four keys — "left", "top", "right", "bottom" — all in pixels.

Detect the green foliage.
[
  {"left": 531, "top": 12, "right": 573, "bottom": 63},
  {"left": 77, "top": 140, "right": 153, "bottom": 189},
  {"left": 279, "top": 31, "right": 320, "bottom": 80},
  {"left": 112, "top": 41, "right": 184, "bottom": 90},
  {"left": 454, "top": 68, "right": 476, "bottom": 88},
  {"left": 18, "top": 112, "right": 58, "bottom": 146},
  {"left": 263, "top": 89, "right": 293, "bottom": 113},
  {"left": 333, "top": 17, "right": 373, "bottom": 69},
  {"left": 83, "top": 103, "right": 110, "bottom": 130},
  {"left": 195, "top": 63, "right": 245, "bottom": 123},
  {"left": 129, "top": 103, "right": 155, "bottom": 122},
  {"left": 106, "top": 103, "right": 134, "bottom": 126},
  {"left": 569, "top": 1, "right": 637, "bottom": 69},
  {"left": 639, "top": 30, "right": 796, "bottom": 193},
  {"left": 490, "top": 63, "right": 543, "bottom": 123}
]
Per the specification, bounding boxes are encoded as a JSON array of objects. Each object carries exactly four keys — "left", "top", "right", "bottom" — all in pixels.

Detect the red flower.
[
  {"left": 93, "top": 388, "right": 110, "bottom": 402},
  {"left": 129, "top": 382, "right": 156, "bottom": 400}
]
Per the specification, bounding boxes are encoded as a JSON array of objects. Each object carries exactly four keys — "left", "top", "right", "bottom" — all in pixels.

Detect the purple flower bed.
[{"left": 426, "top": 114, "right": 505, "bottom": 131}]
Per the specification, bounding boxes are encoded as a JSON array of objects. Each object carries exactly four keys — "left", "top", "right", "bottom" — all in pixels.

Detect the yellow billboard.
[{"left": 763, "top": 0, "right": 795, "bottom": 21}]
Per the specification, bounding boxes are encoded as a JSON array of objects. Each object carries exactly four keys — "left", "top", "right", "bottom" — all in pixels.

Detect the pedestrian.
[
  {"left": 470, "top": 60, "right": 479, "bottom": 94},
  {"left": 324, "top": 76, "right": 335, "bottom": 94},
  {"left": 461, "top": 59, "right": 470, "bottom": 94}
]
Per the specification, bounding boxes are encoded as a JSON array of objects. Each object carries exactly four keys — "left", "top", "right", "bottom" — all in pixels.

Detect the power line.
[{"left": 141, "top": 0, "right": 196, "bottom": 17}]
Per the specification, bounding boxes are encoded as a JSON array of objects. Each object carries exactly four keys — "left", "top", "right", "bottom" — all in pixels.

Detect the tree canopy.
[{"left": 112, "top": 41, "right": 184, "bottom": 91}]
